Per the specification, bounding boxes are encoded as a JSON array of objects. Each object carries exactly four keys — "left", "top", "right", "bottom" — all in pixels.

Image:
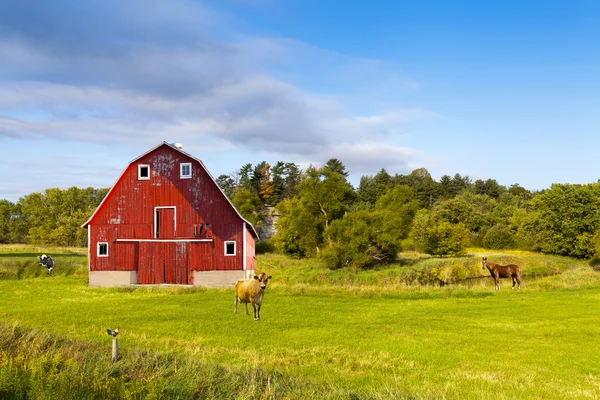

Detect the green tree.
[
  {"left": 270, "top": 161, "right": 287, "bottom": 205},
  {"left": 17, "top": 187, "right": 107, "bottom": 246},
  {"left": 231, "top": 189, "right": 263, "bottom": 226},
  {"left": 322, "top": 185, "right": 419, "bottom": 269},
  {"left": 216, "top": 174, "right": 236, "bottom": 198},
  {"left": 273, "top": 166, "right": 352, "bottom": 257},
  {"left": 0, "top": 200, "right": 16, "bottom": 243},
  {"left": 408, "top": 210, "right": 469, "bottom": 256},
  {"left": 238, "top": 163, "right": 253, "bottom": 193},
  {"left": 282, "top": 163, "right": 301, "bottom": 199},
  {"left": 423, "top": 221, "right": 470, "bottom": 256},
  {"left": 324, "top": 158, "right": 349, "bottom": 178},
  {"left": 482, "top": 224, "right": 514, "bottom": 249},
  {"left": 357, "top": 168, "right": 392, "bottom": 206},
  {"left": 516, "top": 183, "right": 600, "bottom": 258},
  {"left": 274, "top": 197, "right": 322, "bottom": 257}
]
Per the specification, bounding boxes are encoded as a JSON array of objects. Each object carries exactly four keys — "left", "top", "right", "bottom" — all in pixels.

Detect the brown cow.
[
  {"left": 234, "top": 272, "right": 272, "bottom": 321},
  {"left": 482, "top": 257, "right": 521, "bottom": 290}
]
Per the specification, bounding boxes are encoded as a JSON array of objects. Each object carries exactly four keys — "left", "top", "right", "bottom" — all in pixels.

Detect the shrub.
[
  {"left": 589, "top": 255, "right": 600, "bottom": 272},
  {"left": 255, "top": 239, "right": 275, "bottom": 254},
  {"left": 482, "top": 224, "right": 514, "bottom": 249}
]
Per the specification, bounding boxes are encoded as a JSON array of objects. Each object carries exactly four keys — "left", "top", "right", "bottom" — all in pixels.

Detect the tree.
[
  {"left": 482, "top": 224, "right": 514, "bottom": 249},
  {"left": 274, "top": 197, "right": 322, "bottom": 257},
  {"left": 258, "top": 163, "right": 273, "bottom": 203},
  {"left": 423, "top": 221, "right": 470, "bottom": 256},
  {"left": 231, "top": 189, "right": 263, "bottom": 226},
  {"left": 515, "top": 183, "right": 600, "bottom": 258},
  {"left": 357, "top": 168, "right": 392, "bottom": 206},
  {"left": 322, "top": 210, "right": 393, "bottom": 269},
  {"left": 16, "top": 187, "right": 107, "bottom": 246},
  {"left": 0, "top": 200, "right": 16, "bottom": 243},
  {"left": 324, "top": 158, "right": 349, "bottom": 178},
  {"left": 396, "top": 168, "right": 439, "bottom": 208},
  {"left": 238, "top": 163, "right": 253, "bottom": 193},
  {"left": 270, "top": 161, "right": 286, "bottom": 205},
  {"left": 216, "top": 174, "right": 236, "bottom": 198},
  {"left": 408, "top": 210, "right": 469, "bottom": 256},
  {"left": 321, "top": 185, "right": 419, "bottom": 269},
  {"left": 273, "top": 166, "right": 353, "bottom": 257},
  {"left": 282, "top": 163, "right": 301, "bottom": 199}
]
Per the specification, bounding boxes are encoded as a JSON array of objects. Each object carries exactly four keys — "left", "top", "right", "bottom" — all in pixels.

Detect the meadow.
[{"left": 0, "top": 245, "right": 599, "bottom": 399}]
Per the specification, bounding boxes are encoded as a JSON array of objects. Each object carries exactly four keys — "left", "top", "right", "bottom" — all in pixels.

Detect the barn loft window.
[
  {"left": 180, "top": 163, "right": 192, "bottom": 179},
  {"left": 138, "top": 164, "right": 150, "bottom": 180},
  {"left": 97, "top": 242, "right": 108, "bottom": 257},
  {"left": 225, "top": 241, "right": 236, "bottom": 256}
]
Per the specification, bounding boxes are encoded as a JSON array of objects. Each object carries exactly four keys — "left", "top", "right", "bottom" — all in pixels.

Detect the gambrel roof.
[{"left": 81, "top": 141, "right": 259, "bottom": 239}]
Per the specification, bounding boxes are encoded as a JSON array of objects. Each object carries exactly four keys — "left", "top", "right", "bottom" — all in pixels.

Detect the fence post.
[{"left": 112, "top": 337, "right": 118, "bottom": 362}]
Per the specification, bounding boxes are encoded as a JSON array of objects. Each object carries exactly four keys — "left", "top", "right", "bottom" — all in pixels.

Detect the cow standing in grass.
[
  {"left": 234, "top": 273, "right": 272, "bottom": 321},
  {"left": 37, "top": 254, "right": 55, "bottom": 276}
]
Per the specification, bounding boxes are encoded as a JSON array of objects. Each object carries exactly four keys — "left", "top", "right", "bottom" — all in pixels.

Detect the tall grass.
[
  {"left": 259, "top": 249, "right": 594, "bottom": 290},
  {"left": 0, "top": 322, "right": 332, "bottom": 400}
]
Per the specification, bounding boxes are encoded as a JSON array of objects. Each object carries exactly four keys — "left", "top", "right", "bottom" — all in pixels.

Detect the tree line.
[
  {"left": 3, "top": 159, "right": 600, "bottom": 270},
  {"left": 0, "top": 187, "right": 109, "bottom": 247},
  {"left": 219, "top": 159, "right": 600, "bottom": 269}
]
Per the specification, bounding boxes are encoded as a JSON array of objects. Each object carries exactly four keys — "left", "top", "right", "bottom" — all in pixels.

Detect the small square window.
[
  {"left": 138, "top": 164, "right": 150, "bottom": 180},
  {"left": 225, "top": 241, "right": 236, "bottom": 256},
  {"left": 97, "top": 242, "right": 108, "bottom": 257},
  {"left": 180, "top": 163, "right": 192, "bottom": 179}
]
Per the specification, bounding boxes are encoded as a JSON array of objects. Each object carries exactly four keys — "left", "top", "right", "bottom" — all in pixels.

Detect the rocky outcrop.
[{"left": 256, "top": 205, "right": 280, "bottom": 241}]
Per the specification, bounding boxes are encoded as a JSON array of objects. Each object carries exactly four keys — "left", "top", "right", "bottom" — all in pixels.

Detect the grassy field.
[{"left": 0, "top": 245, "right": 599, "bottom": 399}]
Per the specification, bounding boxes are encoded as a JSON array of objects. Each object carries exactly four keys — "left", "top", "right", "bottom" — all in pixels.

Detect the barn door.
[
  {"left": 138, "top": 242, "right": 183, "bottom": 284},
  {"left": 155, "top": 207, "right": 175, "bottom": 238}
]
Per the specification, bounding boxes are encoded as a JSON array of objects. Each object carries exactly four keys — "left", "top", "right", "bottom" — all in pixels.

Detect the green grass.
[
  {"left": 0, "top": 245, "right": 87, "bottom": 281},
  {"left": 0, "top": 245, "right": 599, "bottom": 399}
]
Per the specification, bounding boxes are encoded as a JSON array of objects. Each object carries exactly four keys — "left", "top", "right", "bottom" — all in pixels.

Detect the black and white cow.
[{"left": 38, "top": 254, "right": 55, "bottom": 276}]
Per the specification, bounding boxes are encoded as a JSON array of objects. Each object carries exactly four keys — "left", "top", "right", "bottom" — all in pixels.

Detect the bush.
[
  {"left": 482, "top": 224, "right": 514, "bottom": 249},
  {"left": 423, "top": 222, "right": 469, "bottom": 256},
  {"left": 255, "top": 239, "right": 275, "bottom": 254},
  {"left": 589, "top": 255, "right": 600, "bottom": 272}
]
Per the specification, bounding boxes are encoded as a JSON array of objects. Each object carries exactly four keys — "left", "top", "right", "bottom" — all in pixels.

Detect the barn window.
[
  {"left": 180, "top": 163, "right": 192, "bottom": 179},
  {"left": 138, "top": 164, "right": 150, "bottom": 180},
  {"left": 225, "top": 241, "right": 236, "bottom": 256},
  {"left": 97, "top": 242, "right": 108, "bottom": 257}
]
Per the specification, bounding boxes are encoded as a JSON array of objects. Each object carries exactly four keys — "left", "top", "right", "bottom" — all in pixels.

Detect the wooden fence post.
[{"left": 112, "top": 337, "right": 118, "bottom": 362}]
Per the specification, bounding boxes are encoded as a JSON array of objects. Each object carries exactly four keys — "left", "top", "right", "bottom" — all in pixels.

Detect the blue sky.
[{"left": 1, "top": 0, "right": 599, "bottom": 202}]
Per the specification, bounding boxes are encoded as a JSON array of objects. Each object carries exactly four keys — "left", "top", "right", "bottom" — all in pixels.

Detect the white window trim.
[
  {"left": 154, "top": 206, "right": 177, "bottom": 238},
  {"left": 224, "top": 241, "right": 236, "bottom": 256},
  {"left": 180, "top": 162, "right": 192, "bottom": 179},
  {"left": 243, "top": 223, "right": 247, "bottom": 270},
  {"left": 97, "top": 242, "right": 109, "bottom": 257},
  {"left": 138, "top": 164, "right": 150, "bottom": 180}
]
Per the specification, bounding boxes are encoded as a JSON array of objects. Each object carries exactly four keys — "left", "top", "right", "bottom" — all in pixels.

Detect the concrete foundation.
[
  {"left": 89, "top": 271, "right": 138, "bottom": 287},
  {"left": 193, "top": 270, "right": 250, "bottom": 288}
]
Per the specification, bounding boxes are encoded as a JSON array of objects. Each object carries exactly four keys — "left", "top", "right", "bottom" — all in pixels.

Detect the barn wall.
[{"left": 88, "top": 145, "right": 252, "bottom": 280}]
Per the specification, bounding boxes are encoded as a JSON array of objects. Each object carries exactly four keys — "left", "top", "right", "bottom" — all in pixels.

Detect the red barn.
[{"left": 81, "top": 142, "right": 258, "bottom": 287}]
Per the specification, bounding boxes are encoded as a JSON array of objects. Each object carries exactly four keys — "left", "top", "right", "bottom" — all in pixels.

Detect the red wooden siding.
[{"left": 85, "top": 143, "right": 257, "bottom": 284}]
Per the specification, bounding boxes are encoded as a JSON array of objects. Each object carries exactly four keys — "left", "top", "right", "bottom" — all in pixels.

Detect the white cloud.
[{"left": 0, "top": 0, "right": 435, "bottom": 200}]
